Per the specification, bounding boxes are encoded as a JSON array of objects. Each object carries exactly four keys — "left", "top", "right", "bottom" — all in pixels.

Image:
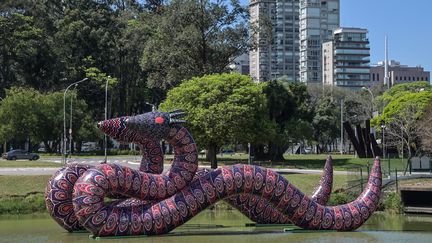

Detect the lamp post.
[
  {"left": 103, "top": 77, "right": 109, "bottom": 163},
  {"left": 63, "top": 78, "right": 89, "bottom": 164},
  {"left": 381, "top": 122, "right": 386, "bottom": 159},
  {"left": 361, "top": 87, "right": 374, "bottom": 117},
  {"left": 145, "top": 102, "right": 156, "bottom": 112},
  {"left": 69, "top": 84, "right": 77, "bottom": 158},
  {"left": 340, "top": 99, "right": 344, "bottom": 154},
  {"left": 0, "top": 97, "right": 5, "bottom": 153}
]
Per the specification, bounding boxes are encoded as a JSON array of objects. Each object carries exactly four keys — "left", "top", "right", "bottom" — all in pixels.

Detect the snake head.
[{"left": 97, "top": 110, "right": 187, "bottom": 142}]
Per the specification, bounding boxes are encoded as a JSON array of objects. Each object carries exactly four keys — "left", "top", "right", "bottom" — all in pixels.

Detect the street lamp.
[
  {"left": 103, "top": 77, "right": 109, "bottom": 163},
  {"left": 0, "top": 97, "right": 4, "bottom": 153},
  {"left": 145, "top": 102, "right": 156, "bottom": 112},
  {"left": 69, "top": 84, "right": 78, "bottom": 158},
  {"left": 381, "top": 121, "right": 386, "bottom": 159},
  {"left": 340, "top": 99, "right": 344, "bottom": 154},
  {"left": 361, "top": 87, "right": 374, "bottom": 117},
  {"left": 63, "top": 78, "right": 89, "bottom": 164}
]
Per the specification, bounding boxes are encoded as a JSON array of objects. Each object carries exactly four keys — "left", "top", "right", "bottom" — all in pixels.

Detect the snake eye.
[{"left": 155, "top": 117, "right": 164, "bottom": 124}]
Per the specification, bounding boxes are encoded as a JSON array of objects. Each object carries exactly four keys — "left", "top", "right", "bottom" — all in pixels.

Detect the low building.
[
  {"left": 230, "top": 53, "right": 250, "bottom": 75},
  {"left": 322, "top": 27, "right": 370, "bottom": 89},
  {"left": 370, "top": 60, "right": 430, "bottom": 86}
]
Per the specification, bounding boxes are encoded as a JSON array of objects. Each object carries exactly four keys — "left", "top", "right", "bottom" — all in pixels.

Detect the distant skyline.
[{"left": 242, "top": 0, "right": 432, "bottom": 73}]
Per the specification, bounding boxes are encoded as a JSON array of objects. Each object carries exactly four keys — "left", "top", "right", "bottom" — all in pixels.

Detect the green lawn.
[
  {"left": 0, "top": 174, "right": 348, "bottom": 198},
  {"left": 0, "top": 175, "right": 51, "bottom": 196},
  {"left": 0, "top": 160, "right": 60, "bottom": 168},
  {"left": 282, "top": 173, "right": 348, "bottom": 194},
  {"left": 198, "top": 153, "right": 407, "bottom": 174}
]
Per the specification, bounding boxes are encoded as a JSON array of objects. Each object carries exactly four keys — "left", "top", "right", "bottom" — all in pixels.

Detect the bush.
[
  {"left": 382, "top": 192, "right": 404, "bottom": 214},
  {"left": 328, "top": 191, "right": 356, "bottom": 206}
]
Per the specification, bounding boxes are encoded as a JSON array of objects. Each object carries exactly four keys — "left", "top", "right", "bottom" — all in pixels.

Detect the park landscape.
[{"left": 1, "top": 0, "right": 432, "bottom": 242}]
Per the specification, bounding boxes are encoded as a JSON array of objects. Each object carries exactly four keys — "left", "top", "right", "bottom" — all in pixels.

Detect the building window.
[
  {"left": 404, "top": 76, "right": 406, "bottom": 81},
  {"left": 372, "top": 73, "right": 375, "bottom": 81}
]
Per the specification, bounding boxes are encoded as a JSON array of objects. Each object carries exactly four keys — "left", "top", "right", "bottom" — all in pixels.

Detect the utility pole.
[
  {"left": 340, "top": 99, "right": 344, "bottom": 154},
  {"left": 104, "top": 77, "right": 109, "bottom": 163},
  {"left": 384, "top": 36, "right": 390, "bottom": 89},
  {"left": 63, "top": 78, "right": 89, "bottom": 164}
]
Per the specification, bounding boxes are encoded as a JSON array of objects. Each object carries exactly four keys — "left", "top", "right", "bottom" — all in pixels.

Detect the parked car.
[
  {"left": 2, "top": 149, "right": 40, "bottom": 160},
  {"left": 221, "top": 149, "right": 235, "bottom": 155}
]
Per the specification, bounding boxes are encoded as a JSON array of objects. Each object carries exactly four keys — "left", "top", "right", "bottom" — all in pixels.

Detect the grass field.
[
  {"left": 0, "top": 175, "right": 51, "bottom": 214},
  {"left": 1, "top": 170, "right": 424, "bottom": 214},
  {"left": 0, "top": 160, "right": 60, "bottom": 168},
  {"left": 204, "top": 153, "right": 407, "bottom": 175},
  {"left": 0, "top": 175, "right": 51, "bottom": 196},
  {"left": 0, "top": 173, "right": 352, "bottom": 214}
]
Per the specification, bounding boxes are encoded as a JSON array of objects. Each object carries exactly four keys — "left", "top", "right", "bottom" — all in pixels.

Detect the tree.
[
  {"left": 0, "top": 88, "right": 40, "bottom": 146},
  {"left": 141, "top": 0, "right": 250, "bottom": 89},
  {"left": 254, "top": 81, "right": 312, "bottom": 160},
  {"left": 311, "top": 96, "right": 340, "bottom": 153},
  {"left": 372, "top": 83, "right": 432, "bottom": 158},
  {"left": 0, "top": 87, "right": 98, "bottom": 153},
  {"left": 417, "top": 104, "right": 432, "bottom": 153},
  {"left": 0, "top": 13, "right": 57, "bottom": 93},
  {"left": 160, "top": 73, "right": 273, "bottom": 168}
]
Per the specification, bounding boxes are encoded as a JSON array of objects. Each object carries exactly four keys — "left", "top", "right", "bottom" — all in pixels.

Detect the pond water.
[{"left": 1, "top": 210, "right": 432, "bottom": 243}]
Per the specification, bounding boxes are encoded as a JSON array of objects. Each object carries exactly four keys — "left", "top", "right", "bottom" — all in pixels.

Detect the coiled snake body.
[{"left": 45, "top": 111, "right": 381, "bottom": 236}]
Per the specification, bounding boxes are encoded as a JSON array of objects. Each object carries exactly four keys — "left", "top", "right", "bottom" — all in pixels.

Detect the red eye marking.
[{"left": 155, "top": 117, "right": 164, "bottom": 124}]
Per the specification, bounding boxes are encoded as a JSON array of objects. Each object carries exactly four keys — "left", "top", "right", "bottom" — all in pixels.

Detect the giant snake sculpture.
[{"left": 45, "top": 111, "right": 381, "bottom": 237}]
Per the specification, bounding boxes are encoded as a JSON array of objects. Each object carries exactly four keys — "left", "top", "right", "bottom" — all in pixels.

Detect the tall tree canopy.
[
  {"left": 254, "top": 81, "right": 312, "bottom": 160},
  {"left": 160, "top": 73, "right": 273, "bottom": 168},
  {"left": 372, "top": 82, "right": 432, "bottom": 157},
  {"left": 0, "top": 87, "right": 98, "bottom": 152},
  {"left": 141, "top": 0, "right": 250, "bottom": 89}
]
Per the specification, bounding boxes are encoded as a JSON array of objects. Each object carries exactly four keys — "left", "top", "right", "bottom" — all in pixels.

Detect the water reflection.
[{"left": 1, "top": 210, "right": 432, "bottom": 243}]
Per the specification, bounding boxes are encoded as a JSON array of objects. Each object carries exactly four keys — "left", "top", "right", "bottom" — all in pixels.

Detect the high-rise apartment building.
[
  {"left": 322, "top": 28, "right": 371, "bottom": 89},
  {"left": 249, "top": 0, "right": 300, "bottom": 82},
  {"left": 299, "top": 0, "right": 340, "bottom": 83}
]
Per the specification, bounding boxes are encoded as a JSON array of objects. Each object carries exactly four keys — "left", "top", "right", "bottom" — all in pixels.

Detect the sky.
[
  {"left": 241, "top": 0, "right": 432, "bottom": 72},
  {"left": 340, "top": 0, "right": 432, "bottom": 71}
]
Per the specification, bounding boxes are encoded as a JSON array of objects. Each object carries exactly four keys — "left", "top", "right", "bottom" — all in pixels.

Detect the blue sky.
[
  {"left": 340, "top": 0, "right": 431, "bottom": 71},
  {"left": 241, "top": 0, "right": 432, "bottom": 72}
]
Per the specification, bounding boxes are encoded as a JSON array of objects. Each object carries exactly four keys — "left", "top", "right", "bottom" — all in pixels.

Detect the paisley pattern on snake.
[
  {"left": 225, "top": 155, "right": 333, "bottom": 224},
  {"left": 45, "top": 111, "right": 196, "bottom": 231},
  {"left": 45, "top": 111, "right": 381, "bottom": 236},
  {"left": 45, "top": 111, "right": 334, "bottom": 230}
]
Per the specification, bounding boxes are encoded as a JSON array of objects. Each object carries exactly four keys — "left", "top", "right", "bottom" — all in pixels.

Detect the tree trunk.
[
  {"left": 253, "top": 144, "right": 270, "bottom": 160},
  {"left": 268, "top": 143, "right": 286, "bottom": 161},
  {"left": 44, "top": 141, "right": 53, "bottom": 153},
  {"left": 76, "top": 141, "right": 82, "bottom": 153},
  {"left": 206, "top": 143, "right": 218, "bottom": 169}
]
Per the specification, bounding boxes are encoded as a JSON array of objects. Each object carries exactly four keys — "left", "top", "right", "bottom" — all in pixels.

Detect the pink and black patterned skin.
[
  {"left": 225, "top": 156, "right": 333, "bottom": 224},
  {"left": 72, "top": 158, "right": 381, "bottom": 236},
  {"left": 47, "top": 111, "right": 382, "bottom": 236},
  {"left": 46, "top": 110, "right": 332, "bottom": 231},
  {"left": 45, "top": 111, "right": 196, "bottom": 231},
  {"left": 45, "top": 163, "right": 92, "bottom": 231}
]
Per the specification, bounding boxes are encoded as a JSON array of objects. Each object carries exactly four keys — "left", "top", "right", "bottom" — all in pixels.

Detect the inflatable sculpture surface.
[{"left": 45, "top": 111, "right": 382, "bottom": 237}]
